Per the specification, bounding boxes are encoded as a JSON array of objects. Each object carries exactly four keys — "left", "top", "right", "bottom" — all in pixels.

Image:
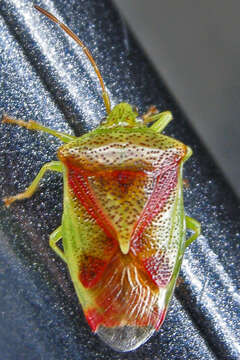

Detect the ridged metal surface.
[{"left": 0, "top": 1, "right": 239, "bottom": 359}]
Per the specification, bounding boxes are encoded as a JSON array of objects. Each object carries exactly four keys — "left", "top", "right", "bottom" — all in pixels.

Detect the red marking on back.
[
  {"left": 67, "top": 164, "right": 117, "bottom": 240},
  {"left": 85, "top": 308, "right": 119, "bottom": 331},
  {"left": 85, "top": 301, "right": 167, "bottom": 331},
  {"left": 85, "top": 308, "right": 104, "bottom": 332},
  {"left": 111, "top": 170, "right": 142, "bottom": 192},
  {"left": 143, "top": 254, "right": 172, "bottom": 287},
  {"left": 88, "top": 254, "right": 169, "bottom": 331},
  {"left": 155, "top": 308, "right": 167, "bottom": 330},
  {"left": 131, "top": 162, "right": 179, "bottom": 252},
  {"left": 78, "top": 256, "right": 107, "bottom": 288},
  {"left": 112, "top": 170, "right": 138, "bottom": 183}
]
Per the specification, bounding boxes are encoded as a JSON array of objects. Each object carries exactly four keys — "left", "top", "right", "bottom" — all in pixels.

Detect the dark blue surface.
[{"left": 0, "top": 0, "right": 239, "bottom": 359}]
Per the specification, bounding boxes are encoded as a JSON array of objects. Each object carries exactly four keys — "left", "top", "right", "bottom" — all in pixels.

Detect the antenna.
[{"left": 34, "top": 5, "right": 111, "bottom": 114}]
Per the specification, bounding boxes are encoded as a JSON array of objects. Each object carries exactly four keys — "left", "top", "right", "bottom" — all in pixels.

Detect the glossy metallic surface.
[{"left": 0, "top": 0, "right": 239, "bottom": 359}]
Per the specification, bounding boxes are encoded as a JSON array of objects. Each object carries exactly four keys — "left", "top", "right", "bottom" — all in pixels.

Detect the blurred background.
[{"left": 113, "top": 0, "right": 240, "bottom": 198}]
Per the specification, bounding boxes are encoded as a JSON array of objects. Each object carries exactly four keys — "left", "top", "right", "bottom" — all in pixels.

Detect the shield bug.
[{"left": 2, "top": 5, "right": 201, "bottom": 352}]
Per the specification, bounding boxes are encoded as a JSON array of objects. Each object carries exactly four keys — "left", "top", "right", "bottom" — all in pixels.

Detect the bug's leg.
[
  {"left": 3, "top": 161, "right": 63, "bottom": 207},
  {"left": 49, "top": 225, "right": 66, "bottom": 263},
  {"left": 185, "top": 216, "right": 201, "bottom": 248},
  {"left": 2, "top": 113, "right": 76, "bottom": 143},
  {"left": 142, "top": 105, "right": 159, "bottom": 121},
  {"left": 148, "top": 111, "right": 173, "bottom": 133}
]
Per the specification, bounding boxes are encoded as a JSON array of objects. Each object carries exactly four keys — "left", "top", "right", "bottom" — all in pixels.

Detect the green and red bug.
[{"left": 2, "top": 5, "right": 201, "bottom": 352}]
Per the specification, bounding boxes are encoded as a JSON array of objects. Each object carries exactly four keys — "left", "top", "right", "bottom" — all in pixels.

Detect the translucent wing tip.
[{"left": 97, "top": 325, "right": 155, "bottom": 352}]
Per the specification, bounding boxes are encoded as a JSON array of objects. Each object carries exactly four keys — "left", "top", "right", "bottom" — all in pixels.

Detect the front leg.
[
  {"left": 2, "top": 114, "right": 76, "bottom": 143},
  {"left": 142, "top": 105, "right": 159, "bottom": 122},
  {"left": 185, "top": 215, "right": 201, "bottom": 248},
  {"left": 3, "top": 161, "right": 63, "bottom": 206},
  {"left": 49, "top": 225, "right": 66, "bottom": 263},
  {"left": 149, "top": 111, "right": 173, "bottom": 133}
]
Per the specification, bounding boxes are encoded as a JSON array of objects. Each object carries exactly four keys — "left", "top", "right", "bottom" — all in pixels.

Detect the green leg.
[
  {"left": 2, "top": 113, "right": 76, "bottom": 143},
  {"left": 3, "top": 161, "right": 63, "bottom": 207},
  {"left": 183, "top": 146, "right": 193, "bottom": 162},
  {"left": 185, "top": 215, "right": 201, "bottom": 248},
  {"left": 149, "top": 111, "right": 173, "bottom": 133},
  {"left": 49, "top": 225, "right": 66, "bottom": 263}
]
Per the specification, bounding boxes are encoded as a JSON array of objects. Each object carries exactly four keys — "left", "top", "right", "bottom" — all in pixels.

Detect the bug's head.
[{"left": 100, "top": 103, "right": 139, "bottom": 128}]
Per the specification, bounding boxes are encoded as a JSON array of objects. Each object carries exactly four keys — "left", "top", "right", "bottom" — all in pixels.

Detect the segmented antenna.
[{"left": 34, "top": 5, "right": 111, "bottom": 114}]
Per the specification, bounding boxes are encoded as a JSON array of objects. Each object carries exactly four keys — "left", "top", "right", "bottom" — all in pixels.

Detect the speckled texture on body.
[
  {"left": 0, "top": 0, "right": 239, "bottom": 359},
  {"left": 58, "top": 115, "right": 187, "bottom": 350}
]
